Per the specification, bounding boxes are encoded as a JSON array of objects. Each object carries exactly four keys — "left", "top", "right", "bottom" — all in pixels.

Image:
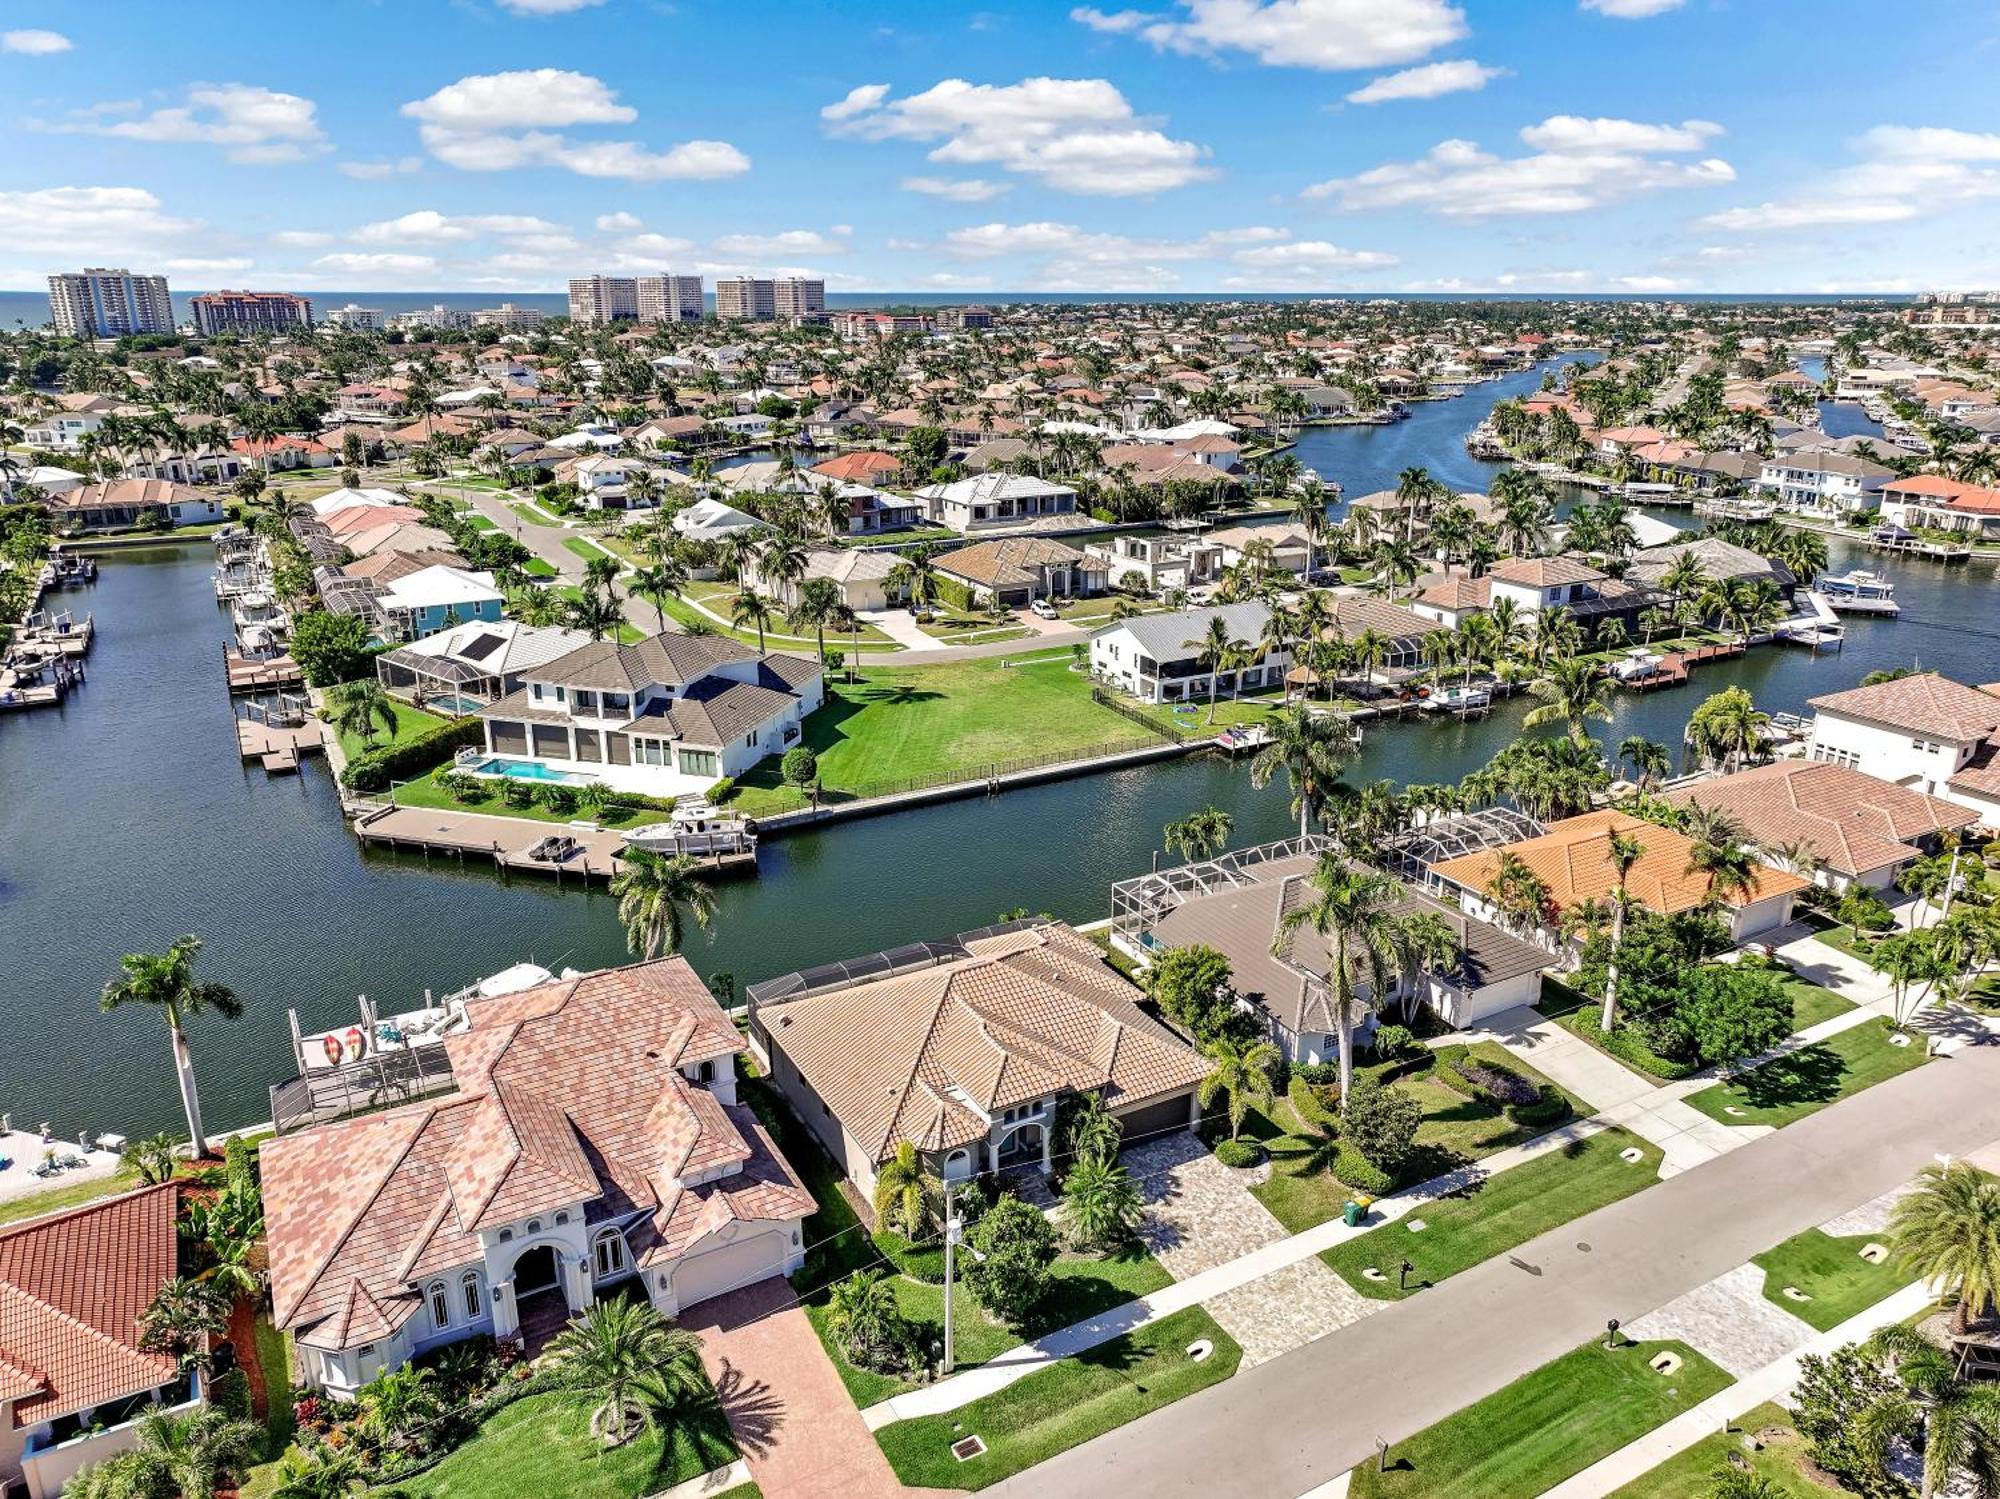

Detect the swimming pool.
[
  {"left": 464, "top": 758, "right": 591, "bottom": 785},
  {"left": 429, "top": 693, "right": 487, "bottom": 715}
]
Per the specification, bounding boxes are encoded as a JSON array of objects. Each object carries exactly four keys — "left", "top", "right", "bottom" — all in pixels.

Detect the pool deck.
[
  {"left": 350, "top": 803, "right": 755, "bottom": 880},
  {"left": 0, "top": 1127, "right": 127, "bottom": 1209}
]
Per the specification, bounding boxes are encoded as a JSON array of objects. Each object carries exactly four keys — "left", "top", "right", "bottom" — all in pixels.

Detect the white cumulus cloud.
[
  {"left": 902, "top": 176, "right": 1011, "bottom": 202},
  {"left": 710, "top": 229, "right": 849, "bottom": 257},
  {"left": 41, "top": 84, "right": 329, "bottom": 164},
  {"left": 2, "top": 29, "right": 72, "bottom": 54},
  {"left": 310, "top": 252, "right": 439, "bottom": 279},
  {"left": 338, "top": 157, "right": 422, "bottom": 180},
  {"left": 1346, "top": 59, "right": 1503, "bottom": 105},
  {"left": 823, "top": 76, "right": 1212, "bottom": 195},
  {"left": 0, "top": 185, "right": 201, "bottom": 258},
  {"left": 493, "top": 0, "right": 604, "bottom": 12},
  {"left": 1581, "top": 0, "right": 1684, "bottom": 16},
  {"left": 1071, "top": 0, "right": 1466, "bottom": 70},
  {"left": 1700, "top": 124, "right": 2000, "bottom": 233}
]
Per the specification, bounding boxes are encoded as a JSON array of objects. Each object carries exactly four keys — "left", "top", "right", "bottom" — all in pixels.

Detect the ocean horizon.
[{"left": 0, "top": 286, "right": 1918, "bottom": 331}]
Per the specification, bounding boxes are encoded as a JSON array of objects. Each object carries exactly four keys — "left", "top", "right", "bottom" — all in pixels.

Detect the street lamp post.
[{"left": 941, "top": 1180, "right": 984, "bottom": 1375}]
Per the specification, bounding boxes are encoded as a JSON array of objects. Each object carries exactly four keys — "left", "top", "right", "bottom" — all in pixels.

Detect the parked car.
[{"left": 1030, "top": 599, "right": 1059, "bottom": 619}]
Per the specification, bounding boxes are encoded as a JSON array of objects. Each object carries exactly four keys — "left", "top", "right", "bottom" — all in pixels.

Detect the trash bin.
[{"left": 1343, "top": 1199, "right": 1365, "bottom": 1228}]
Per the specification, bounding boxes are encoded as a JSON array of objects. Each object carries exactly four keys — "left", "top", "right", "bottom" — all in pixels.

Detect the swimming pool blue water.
[{"left": 468, "top": 758, "right": 589, "bottom": 784}]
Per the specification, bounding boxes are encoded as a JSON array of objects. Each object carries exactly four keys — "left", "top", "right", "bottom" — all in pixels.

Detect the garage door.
[
  {"left": 673, "top": 1230, "right": 788, "bottom": 1313},
  {"left": 1114, "top": 1092, "right": 1192, "bottom": 1149}
]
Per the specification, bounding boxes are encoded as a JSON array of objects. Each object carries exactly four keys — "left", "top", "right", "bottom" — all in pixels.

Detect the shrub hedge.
[
  {"left": 1568, "top": 1008, "right": 1704, "bottom": 1081},
  {"left": 341, "top": 717, "right": 484, "bottom": 791},
  {"left": 1333, "top": 1144, "right": 1392, "bottom": 1195},
  {"left": 1214, "top": 1138, "right": 1265, "bottom": 1169}
]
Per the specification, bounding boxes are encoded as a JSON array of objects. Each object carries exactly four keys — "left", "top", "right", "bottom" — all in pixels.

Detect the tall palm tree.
[
  {"left": 1164, "top": 806, "right": 1234, "bottom": 863},
  {"left": 1683, "top": 810, "right": 1759, "bottom": 914},
  {"left": 1196, "top": 1034, "right": 1279, "bottom": 1140},
  {"left": 546, "top": 1297, "right": 707, "bottom": 1447},
  {"left": 1618, "top": 734, "right": 1673, "bottom": 791},
  {"left": 327, "top": 679, "right": 399, "bottom": 749},
  {"left": 1890, "top": 1162, "right": 2000, "bottom": 1334},
  {"left": 610, "top": 850, "right": 717, "bottom": 959},
  {"left": 100, "top": 937, "right": 242, "bottom": 1159},
  {"left": 1854, "top": 1323, "right": 2000, "bottom": 1499},
  {"left": 631, "top": 555, "right": 686, "bottom": 635},
  {"left": 1274, "top": 856, "right": 1411, "bottom": 1103},
  {"left": 729, "top": 589, "right": 773, "bottom": 651},
  {"left": 1249, "top": 703, "right": 1358, "bottom": 838},
  {"left": 788, "top": 576, "right": 842, "bottom": 665},
  {"left": 872, "top": 1139, "right": 929, "bottom": 1239},
  {"left": 1183, "top": 613, "right": 1246, "bottom": 725},
  {"left": 1524, "top": 656, "right": 1614, "bottom": 744},
  {"left": 1601, "top": 829, "right": 1645, "bottom": 1031}
]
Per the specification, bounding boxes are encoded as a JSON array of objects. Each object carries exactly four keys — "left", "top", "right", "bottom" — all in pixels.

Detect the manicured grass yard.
[
  {"left": 563, "top": 535, "right": 620, "bottom": 566},
  {"left": 874, "top": 1308, "right": 1240, "bottom": 1491},
  {"left": 390, "top": 770, "right": 671, "bottom": 827},
  {"left": 727, "top": 658, "right": 1161, "bottom": 814},
  {"left": 1782, "top": 975, "right": 1859, "bottom": 1032},
  {"left": 335, "top": 699, "right": 449, "bottom": 761},
  {"left": 522, "top": 558, "right": 558, "bottom": 579},
  {"left": 1684, "top": 1018, "right": 1928, "bottom": 1129},
  {"left": 1320, "top": 1128, "right": 1662, "bottom": 1300},
  {"left": 1606, "top": 1401, "right": 1833, "bottom": 1498},
  {"left": 1751, "top": 1228, "right": 1910, "bottom": 1332},
  {"left": 390, "top": 1390, "right": 738, "bottom": 1499},
  {"left": 1349, "top": 1337, "right": 1732, "bottom": 1499},
  {"left": 0, "top": 1167, "right": 143, "bottom": 1227},
  {"left": 1248, "top": 1044, "right": 1587, "bottom": 1236}
]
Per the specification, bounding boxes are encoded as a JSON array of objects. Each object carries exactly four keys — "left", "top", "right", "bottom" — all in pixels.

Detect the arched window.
[
  {"left": 526, "top": 1219, "right": 542, "bottom": 1234},
  {"left": 592, "top": 1227, "right": 627, "bottom": 1280},
  {"left": 554, "top": 1211, "right": 570, "bottom": 1226},
  {"left": 460, "top": 1271, "right": 482, "bottom": 1321},
  {"left": 497, "top": 1228, "right": 513, "bottom": 1243},
  {"left": 428, "top": 1281, "right": 450, "bottom": 1331},
  {"left": 943, "top": 1149, "right": 971, "bottom": 1181}
]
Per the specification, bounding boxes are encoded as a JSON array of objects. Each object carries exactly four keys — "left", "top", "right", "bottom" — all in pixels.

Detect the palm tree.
[
  {"left": 1060, "top": 1154, "right": 1145, "bottom": 1250},
  {"left": 565, "top": 587, "right": 624, "bottom": 642},
  {"left": 1683, "top": 809, "right": 1759, "bottom": 914},
  {"left": 826, "top": 1269, "right": 903, "bottom": 1368},
  {"left": 66, "top": 1406, "right": 261, "bottom": 1499},
  {"left": 100, "top": 937, "right": 242, "bottom": 1159},
  {"left": 326, "top": 678, "right": 400, "bottom": 749},
  {"left": 1619, "top": 735, "right": 1673, "bottom": 790},
  {"left": 1485, "top": 851, "right": 1554, "bottom": 940},
  {"left": 1890, "top": 1162, "right": 2000, "bottom": 1334},
  {"left": 1524, "top": 656, "right": 1614, "bottom": 744},
  {"left": 359, "top": 1363, "right": 443, "bottom": 1449},
  {"left": 1854, "top": 1323, "right": 2000, "bottom": 1498},
  {"left": 1250, "top": 703, "right": 1358, "bottom": 838},
  {"left": 788, "top": 575, "right": 842, "bottom": 664},
  {"left": 609, "top": 850, "right": 717, "bottom": 959},
  {"left": 872, "top": 1139, "right": 929, "bottom": 1239},
  {"left": 1184, "top": 613, "right": 1246, "bottom": 725},
  {"left": 1273, "top": 856, "right": 1411, "bottom": 1103},
  {"left": 1601, "top": 829, "right": 1645, "bottom": 1031},
  {"left": 122, "top": 1131, "right": 183, "bottom": 1186},
  {"left": 546, "top": 1297, "right": 706, "bottom": 1447},
  {"left": 1196, "top": 1034, "right": 1280, "bottom": 1140},
  {"left": 631, "top": 555, "right": 686, "bottom": 634},
  {"left": 1164, "top": 806, "right": 1233, "bottom": 863},
  {"left": 268, "top": 1447, "right": 367, "bottom": 1499},
  {"left": 729, "top": 588, "right": 773, "bottom": 651}
]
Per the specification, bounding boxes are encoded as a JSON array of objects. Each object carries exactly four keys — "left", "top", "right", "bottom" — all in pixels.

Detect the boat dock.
[
  {"left": 349, "top": 803, "right": 756, "bottom": 881},
  {"left": 1868, "top": 533, "right": 1971, "bottom": 562},
  {"left": 236, "top": 716, "right": 325, "bottom": 775},
  {"left": 224, "top": 646, "right": 303, "bottom": 692}
]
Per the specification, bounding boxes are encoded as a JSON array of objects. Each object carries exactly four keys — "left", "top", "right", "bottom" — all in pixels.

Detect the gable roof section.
[
  {"left": 1809, "top": 673, "right": 2000, "bottom": 743},
  {"left": 1665, "top": 761, "right": 1979, "bottom": 877}
]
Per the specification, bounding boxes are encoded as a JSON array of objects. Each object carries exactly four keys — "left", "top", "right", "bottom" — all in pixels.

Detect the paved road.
[{"left": 993, "top": 1043, "right": 2000, "bottom": 1499}]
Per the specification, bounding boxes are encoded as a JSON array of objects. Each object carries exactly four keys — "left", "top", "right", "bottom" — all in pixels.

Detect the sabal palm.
[
  {"left": 101, "top": 936, "right": 241, "bottom": 1159},
  {"left": 610, "top": 849, "right": 717, "bottom": 959},
  {"left": 729, "top": 589, "right": 772, "bottom": 650},
  {"left": 547, "top": 1297, "right": 706, "bottom": 1446},
  {"left": 872, "top": 1139, "right": 929, "bottom": 1239},
  {"left": 1196, "top": 1034, "right": 1280, "bottom": 1140},
  {"left": 1601, "top": 829, "right": 1645, "bottom": 1030},
  {"left": 1891, "top": 1162, "right": 2000, "bottom": 1333},
  {"left": 1183, "top": 614, "right": 1245, "bottom": 725},
  {"left": 1249, "top": 703, "right": 1357, "bottom": 838}
]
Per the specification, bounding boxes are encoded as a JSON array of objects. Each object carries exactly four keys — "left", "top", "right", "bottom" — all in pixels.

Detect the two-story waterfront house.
[
  {"left": 474, "top": 632, "right": 823, "bottom": 798},
  {"left": 1805, "top": 673, "right": 2000, "bottom": 827},
  {"left": 263, "top": 958, "right": 814, "bottom": 1399},
  {"left": 1090, "top": 602, "right": 1290, "bottom": 705},
  {"left": 1758, "top": 451, "right": 1894, "bottom": 520},
  {"left": 916, "top": 473, "right": 1082, "bottom": 534}
]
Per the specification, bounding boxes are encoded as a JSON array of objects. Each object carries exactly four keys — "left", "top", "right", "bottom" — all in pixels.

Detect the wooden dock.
[
  {"left": 225, "top": 647, "right": 304, "bottom": 692},
  {"left": 350, "top": 803, "right": 755, "bottom": 882},
  {"left": 236, "top": 718, "right": 324, "bottom": 775}
]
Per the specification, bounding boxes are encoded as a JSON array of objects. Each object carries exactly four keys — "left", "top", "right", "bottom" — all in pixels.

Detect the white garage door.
[{"left": 673, "top": 1230, "right": 788, "bottom": 1312}]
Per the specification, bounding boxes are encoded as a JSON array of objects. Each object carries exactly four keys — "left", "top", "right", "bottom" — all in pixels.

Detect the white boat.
[
  {"left": 1422, "top": 684, "right": 1493, "bottom": 713},
  {"left": 1611, "top": 648, "right": 1666, "bottom": 682},
  {"left": 620, "top": 798, "right": 757, "bottom": 858},
  {"left": 1812, "top": 569, "right": 1900, "bottom": 615}
]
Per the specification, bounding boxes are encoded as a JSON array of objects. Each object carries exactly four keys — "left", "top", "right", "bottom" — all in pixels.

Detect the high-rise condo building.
[
  {"left": 47, "top": 268, "right": 174, "bottom": 337},
  {"left": 637, "top": 274, "right": 704, "bottom": 323},
  {"left": 567, "top": 276, "right": 640, "bottom": 324},
  {"left": 189, "top": 290, "right": 314, "bottom": 336},
  {"left": 715, "top": 277, "right": 777, "bottom": 321},
  {"left": 773, "top": 277, "right": 826, "bottom": 319}
]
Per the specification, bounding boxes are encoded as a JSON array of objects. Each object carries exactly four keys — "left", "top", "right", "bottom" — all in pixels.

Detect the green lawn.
[
  {"left": 506, "top": 498, "right": 562, "bottom": 528},
  {"left": 1810, "top": 920, "right": 1886, "bottom": 967},
  {"left": 522, "top": 558, "right": 558, "bottom": 579},
  {"left": 1320, "top": 1128, "right": 1662, "bottom": 1300},
  {"left": 1606, "top": 1401, "right": 1835, "bottom": 1498},
  {"left": 1350, "top": 1338, "right": 1733, "bottom": 1499},
  {"left": 683, "top": 582, "right": 895, "bottom": 645},
  {"left": 1684, "top": 1019, "right": 1929, "bottom": 1129},
  {"left": 0, "top": 1167, "right": 143, "bottom": 1227},
  {"left": 462, "top": 513, "right": 499, "bottom": 533},
  {"left": 874, "top": 1307, "right": 1240, "bottom": 1491},
  {"left": 335, "top": 700, "right": 450, "bottom": 761},
  {"left": 656, "top": 589, "right": 904, "bottom": 655},
  {"left": 1782, "top": 975, "right": 1859, "bottom": 1032},
  {"left": 1751, "top": 1228, "right": 1910, "bottom": 1332},
  {"left": 389, "top": 770, "right": 672, "bottom": 827},
  {"left": 1248, "top": 1044, "right": 1586, "bottom": 1235},
  {"left": 726, "top": 658, "right": 1162, "bottom": 814},
  {"left": 562, "top": 535, "right": 620, "bottom": 566},
  {"left": 388, "top": 1390, "right": 737, "bottom": 1499}
]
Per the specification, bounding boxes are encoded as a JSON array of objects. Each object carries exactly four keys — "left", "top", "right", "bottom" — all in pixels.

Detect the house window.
[
  {"left": 593, "top": 1228, "right": 628, "bottom": 1280},
  {"left": 461, "top": 1272, "right": 483, "bottom": 1320},
  {"left": 429, "top": 1281, "right": 451, "bottom": 1331},
  {"left": 498, "top": 1229, "right": 513, "bottom": 1243},
  {"left": 527, "top": 1219, "right": 542, "bottom": 1234},
  {"left": 679, "top": 748, "right": 719, "bottom": 777}
]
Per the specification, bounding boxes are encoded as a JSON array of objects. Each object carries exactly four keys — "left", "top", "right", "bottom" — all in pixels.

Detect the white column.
[{"left": 491, "top": 1281, "right": 519, "bottom": 1341}]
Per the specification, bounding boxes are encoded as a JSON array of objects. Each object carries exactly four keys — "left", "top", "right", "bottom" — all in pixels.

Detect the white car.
[{"left": 1029, "top": 599, "right": 1059, "bottom": 619}]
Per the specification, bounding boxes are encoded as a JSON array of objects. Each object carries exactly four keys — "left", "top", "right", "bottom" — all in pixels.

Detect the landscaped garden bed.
[{"left": 1605, "top": 1400, "right": 1832, "bottom": 1498}]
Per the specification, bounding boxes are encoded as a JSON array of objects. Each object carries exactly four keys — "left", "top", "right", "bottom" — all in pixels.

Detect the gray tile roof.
[{"left": 1096, "top": 601, "right": 1271, "bottom": 660}]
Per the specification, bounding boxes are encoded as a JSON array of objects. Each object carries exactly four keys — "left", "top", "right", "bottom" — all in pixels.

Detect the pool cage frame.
[{"left": 1108, "top": 833, "right": 1336, "bottom": 953}]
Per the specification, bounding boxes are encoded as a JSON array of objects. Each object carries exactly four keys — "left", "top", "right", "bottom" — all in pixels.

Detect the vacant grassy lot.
[
  {"left": 1349, "top": 1338, "right": 1732, "bottom": 1499},
  {"left": 1751, "top": 1228, "right": 1910, "bottom": 1332},
  {"left": 728, "top": 657, "right": 1162, "bottom": 813},
  {"left": 1684, "top": 1018, "right": 1928, "bottom": 1129},
  {"left": 1320, "top": 1128, "right": 1662, "bottom": 1300},
  {"left": 874, "top": 1308, "right": 1240, "bottom": 1491},
  {"left": 389, "top": 1389, "right": 737, "bottom": 1499}
]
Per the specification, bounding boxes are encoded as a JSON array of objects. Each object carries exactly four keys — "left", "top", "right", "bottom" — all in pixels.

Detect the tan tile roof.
[
  {"left": 1431, "top": 809, "right": 1807, "bottom": 917},
  {"left": 1809, "top": 673, "right": 2000, "bottom": 743},
  {"left": 0, "top": 1184, "right": 181, "bottom": 1424},
  {"left": 1665, "top": 762, "right": 1978, "bottom": 877},
  {"left": 760, "top": 923, "right": 1210, "bottom": 1164},
  {"left": 1489, "top": 556, "right": 1607, "bottom": 588},
  {"left": 934, "top": 537, "right": 1098, "bottom": 590},
  {"left": 264, "top": 957, "right": 811, "bottom": 1352}
]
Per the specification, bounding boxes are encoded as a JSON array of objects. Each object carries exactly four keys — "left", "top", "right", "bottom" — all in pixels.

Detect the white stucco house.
[
  {"left": 1091, "top": 601, "right": 1290, "bottom": 705},
  {"left": 1805, "top": 673, "right": 2000, "bottom": 829}
]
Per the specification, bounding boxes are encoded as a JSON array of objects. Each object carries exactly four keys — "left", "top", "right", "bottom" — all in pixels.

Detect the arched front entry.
[
  {"left": 512, "top": 1243, "right": 560, "bottom": 1298},
  {"left": 996, "top": 1122, "right": 1045, "bottom": 1169}
]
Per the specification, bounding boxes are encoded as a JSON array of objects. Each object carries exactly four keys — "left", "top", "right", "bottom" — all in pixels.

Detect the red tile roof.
[{"left": 0, "top": 1185, "right": 181, "bottom": 1424}]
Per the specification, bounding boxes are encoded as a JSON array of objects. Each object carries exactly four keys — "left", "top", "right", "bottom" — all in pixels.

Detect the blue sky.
[{"left": 1, "top": 0, "right": 1996, "bottom": 295}]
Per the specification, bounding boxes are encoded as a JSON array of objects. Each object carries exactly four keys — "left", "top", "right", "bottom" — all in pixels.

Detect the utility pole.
[{"left": 943, "top": 1181, "right": 960, "bottom": 1375}]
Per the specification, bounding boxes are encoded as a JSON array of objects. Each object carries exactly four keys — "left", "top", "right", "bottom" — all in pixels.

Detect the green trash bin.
[{"left": 1343, "top": 1199, "right": 1364, "bottom": 1228}]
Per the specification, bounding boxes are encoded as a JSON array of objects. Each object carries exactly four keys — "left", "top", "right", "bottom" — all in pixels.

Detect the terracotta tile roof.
[
  {"left": 1431, "top": 809, "right": 1807, "bottom": 917},
  {"left": 1488, "top": 556, "right": 1607, "bottom": 588},
  {"left": 1665, "top": 762, "right": 1978, "bottom": 877},
  {"left": 1413, "top": 573, "right": 1491, "bottom": 610},
  {"left": 263, "top": 957, "right": 808, "bottom": 1353},
  {"left": 760, "top": 923, "right": 1210, "bottom": 1164},
  {"left": 0, "top": 1184, "right": 181, "bottom": 1424},
  {"left": 1809, "top": 673, "right": 2000, "bottom": 743},
  {"left": 933, "top": 537, "right": 1098, "bottom": 590}
]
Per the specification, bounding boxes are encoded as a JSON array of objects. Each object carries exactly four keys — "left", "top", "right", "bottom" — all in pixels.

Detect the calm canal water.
[{"left": 2, "top": 365, "right": 1991, "bottom": 1140}]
